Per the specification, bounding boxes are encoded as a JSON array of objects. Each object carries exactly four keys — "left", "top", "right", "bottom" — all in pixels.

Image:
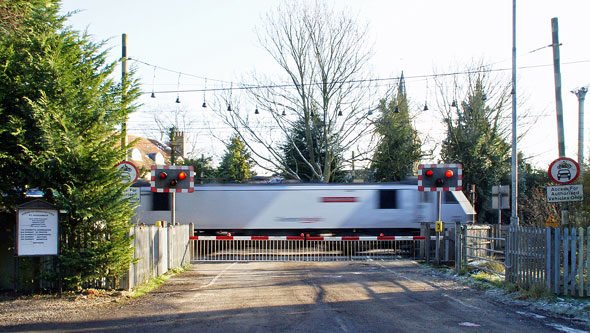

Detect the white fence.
[{"left": 122, "top": 223, "right": 190, "bottom": 290}]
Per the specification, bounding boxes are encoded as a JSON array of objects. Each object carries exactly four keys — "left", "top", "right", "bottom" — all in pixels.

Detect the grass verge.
[{"left": 131, "top": 265, "right": 190, "bottom": 298}]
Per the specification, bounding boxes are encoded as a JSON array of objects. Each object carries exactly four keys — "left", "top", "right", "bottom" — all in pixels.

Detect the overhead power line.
[{"left": 130, "top": 58, "right": 590, "bottom": 95}]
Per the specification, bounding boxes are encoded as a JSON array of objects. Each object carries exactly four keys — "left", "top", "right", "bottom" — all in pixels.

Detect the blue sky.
[{"left": 59, "top": 0, "right": 590, "bottom": 171}]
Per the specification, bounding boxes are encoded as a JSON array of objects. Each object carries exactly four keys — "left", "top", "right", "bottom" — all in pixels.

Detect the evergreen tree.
[
  {"left": 217, "top": 134, "right": 256, "bottom": 183},
  {"left": 370, "top": 74, "right": 422, "bottom": 182},
  {"left": 182, "top": 155, "right": 217, "bottom": 184},
  {"left": 279, "top": 115, "right": 346, "bottom": 182},
  {"left": 441, "top": 78, "right": 511, "bottom": 223},
  {"left": 0, "top": 0, "right": 140, "bottom": 289}
]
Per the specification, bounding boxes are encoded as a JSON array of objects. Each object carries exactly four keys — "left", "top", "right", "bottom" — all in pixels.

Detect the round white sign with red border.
[
  {"left": 116, "top": 161, "right": 139, "bottom": 184},
  {"left": 548, "top": 157, "right": 580, "bottom": 184}
]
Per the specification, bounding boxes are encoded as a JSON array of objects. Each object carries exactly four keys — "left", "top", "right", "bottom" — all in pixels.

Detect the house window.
[
  {"left": 379, "top": 190, "right": 398, "bottom": 209},
  {"left": 130, "top": 148, "right": 143, "bottom": 162}
]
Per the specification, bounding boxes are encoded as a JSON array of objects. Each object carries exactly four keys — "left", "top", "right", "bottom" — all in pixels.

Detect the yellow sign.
[
  {"left": 545, "top": 217, "right": 559, "bottom": 228},
  {"left": 435, "top": 221, "right": 443, "bottom": 233}
]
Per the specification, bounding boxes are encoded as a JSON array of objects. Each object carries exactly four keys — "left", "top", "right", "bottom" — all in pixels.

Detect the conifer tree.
[
  {"left": 0, "top": 0, "right": 140, "bottom": 289},
  {"left": 370, "top": 74, "right": 422, "bottom": 182},
  {"left": 279, "top": 115, "right": 346, "bottom": 182},
  {"left": 217, "top": 134, "right": 256, "bottom": 183},
  {"left": 441, "top": 78, "right": 510, "bottom": 223}
]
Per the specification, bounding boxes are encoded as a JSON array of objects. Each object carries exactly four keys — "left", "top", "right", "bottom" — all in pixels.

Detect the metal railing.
[
  {"left": 461, "top": 225, "right": 506, "bottom": 276},
  {"left": 190, "top": 235, "right": 433, "bottom": 262}
]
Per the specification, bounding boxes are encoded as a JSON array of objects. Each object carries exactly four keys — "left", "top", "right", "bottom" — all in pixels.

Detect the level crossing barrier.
[{"left": 190, "top": 235, "right": 438, "bottom": 262}]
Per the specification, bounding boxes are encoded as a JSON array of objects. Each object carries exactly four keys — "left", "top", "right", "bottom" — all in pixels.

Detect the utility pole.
[
  {"left": 510, "top": 0, "right": 519, "bottom": 226},
  {"left": 551, "top": 18, "right": 570, "bottom": 227},
  {"left": 121, "top": 33, "right": 128, "bottom": 161},
  {"left": 551, "top": 18, "right": 566, "bottom": 158},
  {"left": 571, "top": 86, "right": 588, "bottom": 171}
]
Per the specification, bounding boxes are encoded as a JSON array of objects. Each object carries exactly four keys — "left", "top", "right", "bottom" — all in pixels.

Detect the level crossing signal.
[
  {"left": 151, "top": 165, "right": 194, "bottom": 193},
  {"left": 418, "top": 164, "right": 462, "bottom": 192}
]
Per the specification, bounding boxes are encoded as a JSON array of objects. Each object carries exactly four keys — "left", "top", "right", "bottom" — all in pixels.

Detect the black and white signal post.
[
  {"left": 418, "top": 164, "right": 463, "bottom": 263},
  {"left": 151, "top": 165, "right": 194, "bottom": 225}
]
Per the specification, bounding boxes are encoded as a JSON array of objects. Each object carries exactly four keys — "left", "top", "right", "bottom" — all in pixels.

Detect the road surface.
[{"left": 4, "top": 260, "right": 588, "bottom": 332}]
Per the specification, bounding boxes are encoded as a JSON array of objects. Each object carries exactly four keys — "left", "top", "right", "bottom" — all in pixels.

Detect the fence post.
[
  {"left": 546, "top": 227, "right": 552, "bottom": 291},
  {"left": 420, "top": 223, "right": 428, "bottom": 260},
  {"left": 461, "top": 226, "right": 467, "bottom": 267},
  {"left": 444, "top": 225, "right": 449, "bottom": 262},
  {"left": 455, "top": 222, "right": 461, "bottom": 272},
  {"left": 563, "top": 228, "right": 569, "bottom": 296},
  {"left": 554, "top": 227, "right": 560, "bottom": 294},
  {"left": 578, "top": 227, "right": 584, "bottom": 297},
  {"left": 424, "top": 223, "right": 431, "bottom": 264},
  {"left": 189, "top": 223, "right": 194, "bottom": 262},
  {"left": 586, "top": 227, "right": 590, "bottom": 297}
]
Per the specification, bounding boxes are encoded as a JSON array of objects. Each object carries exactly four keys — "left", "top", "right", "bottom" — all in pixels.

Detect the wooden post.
[
  {"left": 424, "top": 224, "right": 431, "bottom": 264},
  {"left": 121, "top": 33, "right": 128, "bottom": 159},
  {"left": 578, "top": 227, "right": 584, "bottom": 297},
  {"left": 546, "top": 227, "right": 552, "bottom": 291},
  {"left": 455, "top": 222, "right": 461, "bottom": 272},
  {"left": 420, "top": 222, "right": 428, "bottom": 260},
  {"left": 586, "top": 227, "right": 590, "bottom": 297},
  {"left": 554, "top": 227, "right": 560, "bottom": 294},
  {"left": 462, "top": 226, "right": 467, "bottom": 267}
]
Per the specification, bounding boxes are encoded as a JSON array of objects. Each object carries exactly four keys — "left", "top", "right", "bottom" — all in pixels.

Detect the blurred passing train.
[{"left": 131, "top": 182, "right": 475, "bottom": 236}]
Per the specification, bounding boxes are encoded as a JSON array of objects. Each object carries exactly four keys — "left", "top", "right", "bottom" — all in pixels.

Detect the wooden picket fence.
[{"left": 507, "top": 225, "right": 590, "bottom": 297}]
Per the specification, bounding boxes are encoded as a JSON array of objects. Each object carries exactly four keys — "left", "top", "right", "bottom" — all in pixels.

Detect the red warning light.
[
  {"left": 178, "top": 171, "right": 187, "bottom": 180},
  {"left": 445, "top": 170, "right": 454, "bottom": 178},
  {"left": 159, "top": 172, "right": 168, "bottom": 179},
  {"left": 425, "top": 170, "right": 434, "bottom": 177}
]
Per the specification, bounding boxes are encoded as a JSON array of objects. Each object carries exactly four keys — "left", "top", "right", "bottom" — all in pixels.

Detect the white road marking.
[
  {"left": 200, "top": 262, "right": 237, "bottom": 289},
  {"left": 458, "top": 322, "right": 481, "bottom": 327}
]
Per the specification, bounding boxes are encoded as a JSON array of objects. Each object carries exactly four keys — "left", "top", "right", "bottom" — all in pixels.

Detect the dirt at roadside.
[{"left": 0, "top": 289, "right": 131, "bottom": 327}]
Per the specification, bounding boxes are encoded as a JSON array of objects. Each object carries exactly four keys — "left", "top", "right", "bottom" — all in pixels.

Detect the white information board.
[
  {"left": 17, "top": 209, "right": 59, "bottom": 256},
  {"left": 547, "top": 184, "right": 583, "bottom": 203}
]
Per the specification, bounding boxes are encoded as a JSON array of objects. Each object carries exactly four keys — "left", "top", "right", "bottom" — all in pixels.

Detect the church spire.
[{"left": 398, "top": 71, "right": 406, "bottom": 98}]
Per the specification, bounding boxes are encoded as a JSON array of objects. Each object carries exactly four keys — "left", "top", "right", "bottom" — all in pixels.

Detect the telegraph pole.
[
  {"left": 551, "top": 18, "right": 566, "bottom": 158},
  {"left": 510, "top": 0, "right": 519, "bottom": 226},
  {"left": 121, "top": 33, "right": 128, "bottom": 160}
]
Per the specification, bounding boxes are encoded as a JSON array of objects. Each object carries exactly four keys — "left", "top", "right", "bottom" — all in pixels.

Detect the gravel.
[{"left": 0, "top": 289, "right": 132, "bottom": 327}]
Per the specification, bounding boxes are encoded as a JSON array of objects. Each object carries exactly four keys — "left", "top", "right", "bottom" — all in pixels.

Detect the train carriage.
[{"left": 132, "top": 182, "right": 475, "bottom": 236}]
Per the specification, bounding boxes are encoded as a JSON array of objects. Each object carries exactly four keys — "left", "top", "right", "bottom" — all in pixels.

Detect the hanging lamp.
[{"left": 202, "top": 78, "right": 207, "bottom": 108}]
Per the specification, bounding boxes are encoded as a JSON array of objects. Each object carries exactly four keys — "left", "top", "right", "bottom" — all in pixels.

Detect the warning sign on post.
[{"left": 547, "top": 184, "right": 583, "bottom": 203}]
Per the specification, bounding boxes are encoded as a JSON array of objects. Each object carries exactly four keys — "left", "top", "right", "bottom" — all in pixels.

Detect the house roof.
[{"left": 127, "top": 135, "right": 170, "bottom": 178}]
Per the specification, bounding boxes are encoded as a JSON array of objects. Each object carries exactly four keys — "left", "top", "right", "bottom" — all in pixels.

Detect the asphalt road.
[{"left": 5, "top": 260, "right": 589, "bottom": 332}]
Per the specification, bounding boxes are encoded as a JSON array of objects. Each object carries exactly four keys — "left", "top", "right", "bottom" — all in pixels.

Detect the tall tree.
[
  {"left": 279, "top": 114, "right": 346, "bottom": 182},
  {"left": 217, "top": 134, "right": 256, "bottom": 183},
  {"left": 213, "top": 1, "right": 375, "bottom": 182},
  {"left": 370, "top": 73, "right": 422, "bottom": 182},
  {"left": 181, "top": 155, "right": 217, "bottom": 184},
  {"left": 440, "top": 76, "right": 511, "bottom": 223},
  {"left": 0, "top": 0, "right": 140, "bottom": 289}
]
